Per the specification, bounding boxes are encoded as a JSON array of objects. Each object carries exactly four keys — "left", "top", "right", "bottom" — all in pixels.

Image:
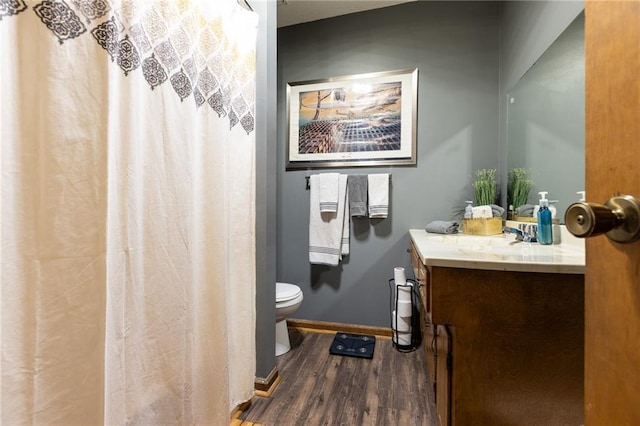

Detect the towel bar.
[{"left": 305, "top": 174, "right": 391, "bottom": 190}]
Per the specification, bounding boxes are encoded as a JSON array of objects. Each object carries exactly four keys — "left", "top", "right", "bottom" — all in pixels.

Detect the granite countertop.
[{"left": 409, "top": 228, "right": 585, "bottom": 274}]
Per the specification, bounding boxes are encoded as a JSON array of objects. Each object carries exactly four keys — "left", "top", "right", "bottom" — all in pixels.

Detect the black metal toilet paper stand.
[{"left": 388, "top": 278, "right": 422, "bottom": 352}]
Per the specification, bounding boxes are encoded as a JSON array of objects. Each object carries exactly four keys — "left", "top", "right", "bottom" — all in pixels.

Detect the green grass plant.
[
  {"left": 472, "top": 168, "right": 497, "bottom": 206},
  {"left": 507, "top": 167, "right": 534, "bottom": 209}
]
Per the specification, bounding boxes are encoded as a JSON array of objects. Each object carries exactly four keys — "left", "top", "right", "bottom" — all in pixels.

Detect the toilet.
[{"left": 275, "top": 282, "right": 304, "bottom": 356}]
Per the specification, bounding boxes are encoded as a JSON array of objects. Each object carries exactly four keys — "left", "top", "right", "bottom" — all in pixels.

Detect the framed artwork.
[{"left": 286, "top": 68, "right": 418, "bottom": 169}]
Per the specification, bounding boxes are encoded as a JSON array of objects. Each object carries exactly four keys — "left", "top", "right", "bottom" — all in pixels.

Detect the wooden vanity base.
[{"left": 428, "top": 266, "right": 584, "bottom": 426}]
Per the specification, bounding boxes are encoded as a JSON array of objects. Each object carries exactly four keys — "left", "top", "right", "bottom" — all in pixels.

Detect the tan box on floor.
[{"left": 461, "top": 217, "right": 503, "bottom": 235}]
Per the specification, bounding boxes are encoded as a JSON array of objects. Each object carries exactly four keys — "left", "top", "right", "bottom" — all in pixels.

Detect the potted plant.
[
  {"left": 473, "top": 168, "right": 498, "bottom": 206},
  {"left": 507, "top": 168, "right": 534, "bottom": 213},
  {"left": 464, "top": 169, "right": 502, "bottom": 235}
]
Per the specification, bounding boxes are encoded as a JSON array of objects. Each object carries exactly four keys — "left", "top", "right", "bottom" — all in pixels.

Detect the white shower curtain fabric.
[{"left": 1, "top": 1, "right": 257, "bottom": 424}]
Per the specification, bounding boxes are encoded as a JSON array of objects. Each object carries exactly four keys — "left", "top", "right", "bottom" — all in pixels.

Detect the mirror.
[{"left": 506, "top": 12, "right": 585, "bottom": 223}]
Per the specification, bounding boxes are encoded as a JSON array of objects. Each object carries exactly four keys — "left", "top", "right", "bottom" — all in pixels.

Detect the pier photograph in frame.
[{"left": 286, "top": 68, "right": 418, "bottom": 169}]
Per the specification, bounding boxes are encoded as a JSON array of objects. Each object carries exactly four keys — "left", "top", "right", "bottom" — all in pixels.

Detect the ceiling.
[{"left": 276, "top": 0, "right": 417, "bottom": 28}]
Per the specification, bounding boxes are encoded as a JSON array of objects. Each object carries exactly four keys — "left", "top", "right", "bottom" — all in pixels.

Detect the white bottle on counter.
[{"left": 464, "top": 201, "right": 473, "bottom": 219}]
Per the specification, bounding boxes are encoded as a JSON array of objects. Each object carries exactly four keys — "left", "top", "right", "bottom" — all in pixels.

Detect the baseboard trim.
[
  {"left": 254, "top": 366, "right": 281, "bottom": 398},
  {"left": 230, "top": 399, "right": 252, "bottom": 420},
  {"left": 287, "top": 318, "right": 392, "bottom": 338},
  {"left": 231, "top": 399, "right": 265, "bottom": 425}
]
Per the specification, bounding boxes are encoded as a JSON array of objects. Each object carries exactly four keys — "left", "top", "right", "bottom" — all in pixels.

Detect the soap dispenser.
[
  {"left": 536, "top": 191, "right": 553, "bottom": 245},
  {"left": 464, "top": 201, "right": 473, "bottom": 219},
  {"left": 533, "top": 192, "right": 557, "bottom": 219}
]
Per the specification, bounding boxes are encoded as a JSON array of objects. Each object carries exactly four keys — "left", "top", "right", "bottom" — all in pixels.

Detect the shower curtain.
[{"left": 1, "top": 0, "right": 257, "bottom": 424}]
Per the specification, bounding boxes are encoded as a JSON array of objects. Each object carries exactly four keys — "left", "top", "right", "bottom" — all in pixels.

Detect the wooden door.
[{"left": 584, "top": 2, "right": 640, "bottom": 423}]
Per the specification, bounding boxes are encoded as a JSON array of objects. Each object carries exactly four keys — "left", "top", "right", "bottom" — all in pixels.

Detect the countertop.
[{"left": 409, "top": 228, "right": 585, "bottom": 274}]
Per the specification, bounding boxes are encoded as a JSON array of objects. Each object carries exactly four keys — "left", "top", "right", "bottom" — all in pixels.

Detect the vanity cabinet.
[
  {"left": 434, "top": 324, "right": 451, "bottom": 426},
  {"left": 410, "top": 239, "right": 450, "bottom": 423},
  {"left": 408, "top": 231, "right": 585, "bottom": 426}
]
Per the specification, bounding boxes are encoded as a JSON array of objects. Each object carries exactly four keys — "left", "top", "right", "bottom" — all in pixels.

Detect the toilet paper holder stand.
[{"left": 388, "top": 278, "right": 422, "bottom": 352}]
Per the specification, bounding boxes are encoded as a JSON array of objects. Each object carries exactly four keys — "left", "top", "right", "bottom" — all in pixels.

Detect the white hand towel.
[
  {"left": 472, "top": 205, "right": 493, "bottom": 219},
  {"left": 309, "top": 174, "right": 349, "bottom": 266},
  {"left": 368, "top": 173, "right": 389, "bottom": 218},
  {"left": 341, "top": 183, "right": 350, "bottom": 255},
  {"left": 319, "top": 172, "right": 340, "bottom": 213}
]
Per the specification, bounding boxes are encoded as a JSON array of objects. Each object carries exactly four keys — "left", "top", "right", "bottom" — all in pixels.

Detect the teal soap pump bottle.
[{"left": 537, "top": 191, "right": 553, "bottom": 245}]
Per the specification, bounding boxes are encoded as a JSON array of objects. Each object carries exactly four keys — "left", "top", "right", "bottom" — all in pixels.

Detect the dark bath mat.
[{"left": 329, "top": 332, "right": 376, "bottom": 359}]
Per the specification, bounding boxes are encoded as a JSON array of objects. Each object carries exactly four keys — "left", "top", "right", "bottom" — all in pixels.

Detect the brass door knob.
[{"left": 564, "top": 195, "right": 640, "bottom": 243}]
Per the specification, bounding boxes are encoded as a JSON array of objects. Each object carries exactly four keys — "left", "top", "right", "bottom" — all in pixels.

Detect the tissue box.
[{"left": 462, "top": 217, "right": 503, "bottom": 235}]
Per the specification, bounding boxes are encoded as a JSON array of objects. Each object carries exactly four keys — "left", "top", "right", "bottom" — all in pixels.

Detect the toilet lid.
[{"left": 276, "top": 282, "right": 300, "bottom": 302}]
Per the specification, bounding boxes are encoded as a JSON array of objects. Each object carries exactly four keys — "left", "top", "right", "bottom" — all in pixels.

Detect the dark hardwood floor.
[{"left": 239, "top": 330, "right": 437, "bottom": 426}]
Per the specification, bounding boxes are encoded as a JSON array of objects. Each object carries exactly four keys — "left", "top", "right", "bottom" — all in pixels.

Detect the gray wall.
[
  {"left": 276, "top": 2, "right": 500, "bottom": 327},
  {"left": 254, "top": 0, "right": 277, "bottom": 379},
  {"left": 499, "top": 1, "right": 584, "bottom": 95}
]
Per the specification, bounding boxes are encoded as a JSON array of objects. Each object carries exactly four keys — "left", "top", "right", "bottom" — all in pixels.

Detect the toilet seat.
[{"left": 276, "top": 282, "right": 301, "bottom": 303}]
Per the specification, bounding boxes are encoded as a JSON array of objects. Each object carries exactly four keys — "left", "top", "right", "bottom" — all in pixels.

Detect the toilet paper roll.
[
  {"left": 397, "top": 283, "right": 412, "bottom": 303},
  {"left": 394, "top": 267, "right": 406, "bottom": 285},
  {"left": 392, "top": 311, "right": 411, "bottom": 332},
  {"left": 396, "top": 299, "right": 412, "bottom": 317},
  {"left": 394, "top": 330, "right": 412, "bottom": 346}
]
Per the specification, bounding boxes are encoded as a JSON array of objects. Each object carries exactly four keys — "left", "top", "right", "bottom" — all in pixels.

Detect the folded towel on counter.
[
  {"left": 348, "top": 175, "right": 368, "bottom": 217},
  {"left": 516, "top": 204, "right": 536, "bottom": 217},
  {"left": 490, "top": 204, "right": 505, "bottom": 218},
  {"left": 319, "top": 173, "right": 340, "bottom": 213},
  {"left": 368, "top": 173, "right": 389, "bottom": 218},
  {"left": 309, "top": 174, "right": 350, "bottom": 266},
  {"left": 425, "top": 221, "right": 459, "bottom": 234}
]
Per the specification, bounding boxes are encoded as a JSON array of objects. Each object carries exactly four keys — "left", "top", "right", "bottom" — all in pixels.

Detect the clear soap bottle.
[
  {"left": 537, "top": 192, "right": 553, "bottom": 245},
  {"left": 464, "top": 201, "right": 473, "bottom": 219}
]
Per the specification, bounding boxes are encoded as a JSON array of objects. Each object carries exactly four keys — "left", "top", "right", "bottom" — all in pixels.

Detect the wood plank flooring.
[
  {"left": 239, "top": 330, "right": 437, "bottom": 426},
  {"left": 231, "top": 419, "right": 262, "bottom": 426}
]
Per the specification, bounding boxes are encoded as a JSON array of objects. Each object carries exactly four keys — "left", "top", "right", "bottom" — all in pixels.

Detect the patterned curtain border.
[{"left": 2, "top": 0, "right": 256, "bottom": 135}]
